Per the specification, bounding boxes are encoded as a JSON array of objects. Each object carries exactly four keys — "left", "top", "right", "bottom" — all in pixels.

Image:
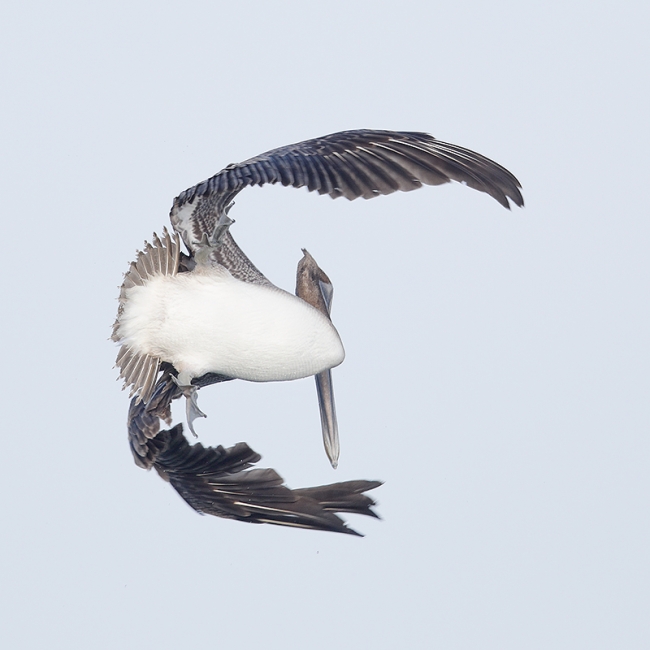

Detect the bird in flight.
[{"left": 113, "top": 129, "right": 523, "bottom": 535}]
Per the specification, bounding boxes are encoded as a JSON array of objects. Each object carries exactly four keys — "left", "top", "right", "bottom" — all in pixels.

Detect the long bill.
[
  {"left": 295, "top": 249, "right": 342, "bottom": 469},
  {"left": 315, "top": 369, "right": 340, "bottom": 468}
]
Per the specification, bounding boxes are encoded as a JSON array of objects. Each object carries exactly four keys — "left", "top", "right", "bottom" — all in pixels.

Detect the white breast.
[{"left": 116, "top": 268, "right": 345, "bottom": 384}]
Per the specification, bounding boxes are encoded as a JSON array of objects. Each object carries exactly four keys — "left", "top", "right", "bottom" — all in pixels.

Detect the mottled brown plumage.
[
  {"left": 115, "top": 128, "right": 523, "bottom": 535},
  {"left": 128, "top": 371, "right": 380, "bottom": 535}
]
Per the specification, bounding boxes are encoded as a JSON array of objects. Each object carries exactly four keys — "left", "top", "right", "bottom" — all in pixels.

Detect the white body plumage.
[{"left": 117, "top": 265, "right": 345, "bottom": 386}]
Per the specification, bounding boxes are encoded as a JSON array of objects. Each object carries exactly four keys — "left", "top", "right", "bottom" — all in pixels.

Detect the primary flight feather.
[{"left": 113, "top": 129, "right": 523, "bottom": 535}]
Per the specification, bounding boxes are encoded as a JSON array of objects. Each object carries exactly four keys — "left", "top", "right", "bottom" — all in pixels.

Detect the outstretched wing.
[
  {"left": 128, "top": 372, "right": 381, "bottom": 535},
  {"left": 170, "top": 129, "right": 524, "bottom": 251}
]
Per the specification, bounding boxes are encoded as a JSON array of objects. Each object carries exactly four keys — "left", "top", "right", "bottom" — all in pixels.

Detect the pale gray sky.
[{"left": 1, "top": 1, "right": 648, "bottom": 648}]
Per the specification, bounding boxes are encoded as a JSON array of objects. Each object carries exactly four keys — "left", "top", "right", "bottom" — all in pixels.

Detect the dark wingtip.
[
  {"left": 128, "top": 383, "right": 383, "bottom": 536},
  {"left": 341, "top": 526, "right": 364, "bottom": 537},
  {"left": 509, "top": 185, "right": 525, "bottom": 210}
]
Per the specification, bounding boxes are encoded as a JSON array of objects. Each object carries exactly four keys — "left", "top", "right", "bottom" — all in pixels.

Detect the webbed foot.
[
  {"left": 210, "top": 211, "right": 235, "bottom": 246},
  {"left": 185, "top": 388, "right": 207, "bottom": 437},
  {"left": 172, "top": 377, "right": 207, "bottom": 437}
]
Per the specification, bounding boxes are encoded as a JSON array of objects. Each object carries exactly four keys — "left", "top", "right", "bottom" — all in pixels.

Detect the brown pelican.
[{"left": 113, "top": 129, "right": 523, "bottom": 535}]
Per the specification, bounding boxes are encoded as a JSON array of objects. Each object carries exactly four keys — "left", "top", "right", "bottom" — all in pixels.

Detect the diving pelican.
[{"left": 113, "top": 129, "right": 523, "bottom": 535}]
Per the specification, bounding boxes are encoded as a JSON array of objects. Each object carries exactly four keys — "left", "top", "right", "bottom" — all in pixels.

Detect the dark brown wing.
[
  {"left": 170, "top": 129, "right": 524, "bottom": 251},
  {"left": 128, "top": 372, "right": 381, "bottom": 536}
]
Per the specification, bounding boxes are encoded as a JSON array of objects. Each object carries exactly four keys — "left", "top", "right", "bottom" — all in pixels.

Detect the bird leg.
[
  {"left": 193, "top": 212, "right": 236, "bottom": 270},
  {"left": 171, "top": 376, "right": 207, "bottom": 437},
  {"left": 185, "top": 387, "right": 207, "bottom": 437},
  {"left": 210, "top": 211, "right": 235, "bottom": 247}
]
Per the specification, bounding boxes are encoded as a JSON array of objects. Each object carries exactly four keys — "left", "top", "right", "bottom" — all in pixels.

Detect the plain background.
[{"left": 1, "top": 1, "right": 648, "bottom": 648}]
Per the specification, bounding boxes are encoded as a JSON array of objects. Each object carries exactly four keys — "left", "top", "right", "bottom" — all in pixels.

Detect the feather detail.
[
  {"left": 126, "top": 372, "right": 381, "bottom": 535},
  {"left": 169, "top": 129, "right": 523, "bottom": 252},
  {"left": 113, "top": 231, "right": 181, "bottom": 404}
]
